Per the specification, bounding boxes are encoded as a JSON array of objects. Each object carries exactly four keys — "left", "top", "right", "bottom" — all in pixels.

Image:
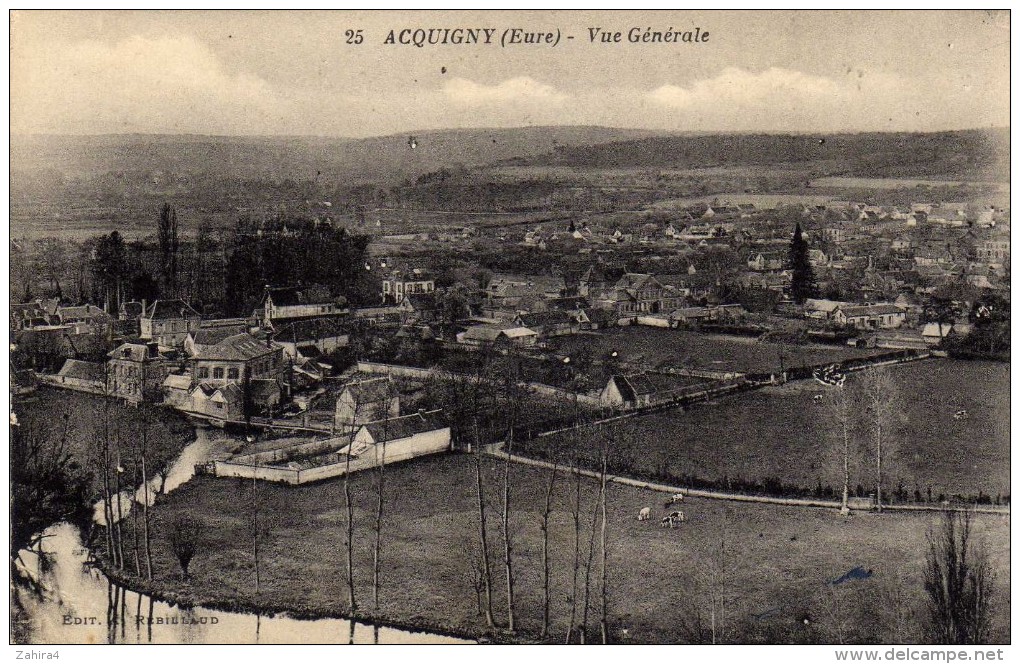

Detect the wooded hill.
[{"left": 511, "top": 129, "right": 1009, "bottom": 182}]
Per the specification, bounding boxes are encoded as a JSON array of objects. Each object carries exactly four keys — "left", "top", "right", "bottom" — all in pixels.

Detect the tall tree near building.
[
  {"left": 157, "top": 203, "right": 180, "bottom": 298},
  {"left": 788, "top": 222, "right": 817, "bottom": 304},
  {"left": 92, "top": 231, "right": 128, "bottom": 315}
]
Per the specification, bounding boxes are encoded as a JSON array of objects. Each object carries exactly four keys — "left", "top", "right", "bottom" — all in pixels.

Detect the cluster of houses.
[
  {"left": 19, "top": 285, "right": 354, "bottom": 418},
  {"left": 14, "top": 284, "right": 455, "bottom": 479}
]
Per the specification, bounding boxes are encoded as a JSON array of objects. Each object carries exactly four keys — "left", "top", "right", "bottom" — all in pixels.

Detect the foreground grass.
[{"left": 109, "top": 452, "right": 1010, "bottom": 644}]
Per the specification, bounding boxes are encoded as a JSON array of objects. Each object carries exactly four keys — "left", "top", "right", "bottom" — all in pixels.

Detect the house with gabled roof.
[
  {"left": 140, "top": 299, "right": 202, "bottom": 348},
  {"left": 184, "top": 325, "right": 250, "bottom": 357},
  {"left": 514, "top": 310, "right": 577, "bottom": 338},
  {"left": 108, "top": 341, "right": 168, "bottom": 403},
  {"left": 599, "top": 373, "right": 690, "bottom": 409},
  {"left": 832, "top": 303, "right": 907, "bottom": 330},
  {"left": 189, "top": 332, "right": 286, "bottom": 389},
  {"left": 55, "top": 359, "right": 107, "bottom": 392},
  {"left": 334, "top": 376, "right": 400, "bottom": 432},
  {"left": 258, "top": 285, "right": 347, "bottom": 323}
]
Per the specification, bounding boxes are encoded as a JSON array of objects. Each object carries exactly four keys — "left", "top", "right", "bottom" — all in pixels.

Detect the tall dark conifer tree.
[
  {"left": 788, "top": 222, "right": 817, "bottom": 304},
  {"left": 158, "top": 203, "right": 180, "bottom": 298}
]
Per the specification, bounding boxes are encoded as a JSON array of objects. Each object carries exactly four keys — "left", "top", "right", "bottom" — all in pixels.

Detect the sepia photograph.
[{"left": 7, "top": 8, "right": 1012, "bottom": 655}]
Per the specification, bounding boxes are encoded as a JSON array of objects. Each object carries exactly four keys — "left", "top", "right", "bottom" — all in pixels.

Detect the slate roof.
[
  {"left": 614, "top": 273, "right": 657, "bottom": 291},
  {"left": 192, "top": 333, "right": 280, "bottom": 361},
  {"left": 57, "top": 304, "right": 111, "bottom": 323},
  {"left": 264, "top": 285, "right": 341, "bottom": 308},
  {"left": 837, "top": 304, "right": 906, "bottom": 318},
  {"left": 270, "top": 316, "right": 350, "bottom": 343},
  {"left": 518, "top": 310, "right": 573, "bottom": 328},
  {"left": 145, "top": 299, "right": 201, "bottom": 320},
  {"left": 108, "top": 343, "right": 157, "bottom": 362},
  {"left": 460, "top": 325, "right": 503, "bottom": 342},
  {"left": 499, "top": 327, "right": 538, "bottom": 339},
  {"left": 342, "top": 377, "right": 396, "bottom": 404},
  {"left": 189, "top": 326, "right": 248, "bottom": 347},
  {"left": 362, "top": 411, "right": 447, "bottom": 444},
  {"left": 610, "top": 373, "right": 688, "bottom": 402},
  {"left": 121, "top": 301, "right": 145, "bottom": 319},
  {"left": 57, "top": 359, "right": 106, "bottom": 382},
  {"left": 163, "top": 374, "right": 193, "bottom": 391}
]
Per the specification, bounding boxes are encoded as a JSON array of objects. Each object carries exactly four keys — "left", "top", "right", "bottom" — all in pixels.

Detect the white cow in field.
[
  {"left": 668, "top": 510, "right": 687, "bottom": 524},
  {"left": 637, "top": 507, "right": 651, "bottom": 521},
  {"left": 664, "top": 492, "right": 685, "bottom": 508},
  {"left": 660, "top": 516, "right": 674, "bottom": 528}
]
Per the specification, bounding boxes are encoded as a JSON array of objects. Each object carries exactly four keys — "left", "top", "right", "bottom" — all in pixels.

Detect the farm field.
[
  {"left": 531, "top": 359, "right": 1009, "bottom": 501},
  {"left": 809, "top": 176, "right": 1009, "bottom": 190},
  {"left": 550, "top": 327, "right": 879, "bottom": 375},
  {"left": 124, "top": 452, "right": 1009, "bottom": 644}
]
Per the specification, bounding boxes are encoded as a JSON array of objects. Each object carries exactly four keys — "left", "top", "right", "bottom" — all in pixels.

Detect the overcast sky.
[{"left": 10, "top": 10, "right": 1010, "bottom": 137}]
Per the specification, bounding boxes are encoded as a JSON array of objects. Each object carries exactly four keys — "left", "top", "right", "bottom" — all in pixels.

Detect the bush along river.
[{"left": 12, "top": 426, "right": 472, "bottom": 645}]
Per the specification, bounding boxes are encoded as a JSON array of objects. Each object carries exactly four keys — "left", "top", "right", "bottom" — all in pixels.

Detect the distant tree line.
[{"left": 11, "top": 207, "right": 374, "bottom": 318}]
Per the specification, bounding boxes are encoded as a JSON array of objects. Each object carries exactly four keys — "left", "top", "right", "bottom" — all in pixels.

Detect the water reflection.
[{"left": 15, "top": 430, "right": 472, "bottom": 645}]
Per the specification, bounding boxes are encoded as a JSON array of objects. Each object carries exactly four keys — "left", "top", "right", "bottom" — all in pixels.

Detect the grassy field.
[
  {"left": 530, "top": 359, "right": 1009, "bottom": 501},
  {"left": 121, "top": 452, "right": 1009, "bottom": 644},
  {"left": 550, "top": 327, "right": 878, "bottom": 375}
]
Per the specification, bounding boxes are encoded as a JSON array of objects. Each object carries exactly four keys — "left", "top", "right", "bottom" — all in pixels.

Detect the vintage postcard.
[{"left": 8, "top": 8, "right": 1011, "bottom": 655}]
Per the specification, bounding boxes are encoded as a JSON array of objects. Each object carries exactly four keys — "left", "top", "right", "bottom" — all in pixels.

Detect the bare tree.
[
  {"left": 112, "top": 428, "right": 126, "bottom": 570},
  {"left": 473, "top": 449, "right": 495, "bottom": 628},
  {"left": 166, "top": 514, "right": 203, "bottom": 578},
  {"left": 341, "top": 397, "right": 361, "bottom": 613},
  {"left": 830, "top": 384, "right": 854, "bottom": 513},
  {"left": 699, "top": 506, "right": 729, "bottom": 644},
  {"left": 565, "top": 445, "right": 584, "bottom": 644},
  {"left": 99, "top": 404, "right": 121, "bottom": 568},
  {"left": 498, "top": 349, "right": 525, "bottom": 633},
  {"left": 371, "top": 425, "right": 388, "bottom": 611},
  {"left": 130, "top": 450, "right": 142, "bottom": 577},
  {"left": 580, "top": 427, "right": 606, "bottom": 643},
  {"left": 598, "top": 430, "right": 610, "bottom": 644},
  {"left": 924, "top": 510, "right": 994, "bottom": 644},
  {"left": 247, "top": 463, "right": 259, "bottom": 595},
  {"left": 140, "top": 427, "right": 154, "bottom": 580},
  {"left": 860, "top": 367, "right": 898, "bottom": 511},
  {"left": 540, "top": 454, "right": 559, "bottom": 638},
  {"left": 458, "top": 354, "right": 497, "bottom": 629}
]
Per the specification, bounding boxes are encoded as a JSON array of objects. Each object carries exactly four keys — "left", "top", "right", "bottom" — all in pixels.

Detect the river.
[{"left": 13, "top": 426, "right": 472, "bottom": 645}]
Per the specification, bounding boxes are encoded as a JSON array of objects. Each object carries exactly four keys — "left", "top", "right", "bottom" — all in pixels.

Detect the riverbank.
[
  {"left": 17, "top": 387, "right": 197, "bottom": 496},
  {"left": 94, "top": 453, "right": 1011, "bottom": 644},
  {"left": 88, "top": 555, "right": 495, "bottom": 643}
]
